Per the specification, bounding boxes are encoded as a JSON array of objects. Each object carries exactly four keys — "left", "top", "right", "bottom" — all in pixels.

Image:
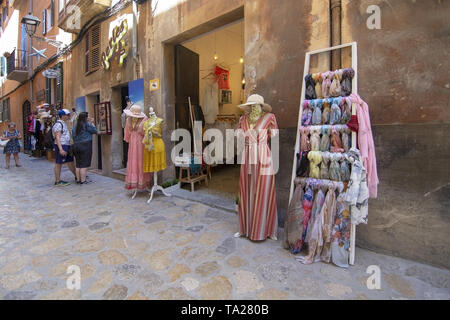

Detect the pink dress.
[
  {"left": 124, "top": 117, "right": 151, "bottom": 190},
  {"left": 238, "top": 113, "right": 279, "bottom": 241}
]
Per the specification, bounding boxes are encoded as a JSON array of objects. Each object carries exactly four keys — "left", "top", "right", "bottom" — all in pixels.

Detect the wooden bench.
[{"left": 178, "top": 165, "right": 208, "bottom": 192}]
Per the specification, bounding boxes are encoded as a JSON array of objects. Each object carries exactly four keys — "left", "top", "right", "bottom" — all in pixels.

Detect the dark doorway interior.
[
  {"left": 22, "top": 100, "right": 31, "bottom": 153},
  {"left": 175, "top": 44, "right": 199, "bottom": 132},
  {"left": 95, "top": 94, "right": 102, "bottom": 170},
  {"left": 121, "top": 86, "right": 129, "bottom": 168}
]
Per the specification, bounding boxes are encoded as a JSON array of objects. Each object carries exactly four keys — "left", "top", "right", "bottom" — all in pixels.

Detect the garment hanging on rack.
[
  {"left": 215, "top": 65, "right": 230, "bottom": 90},
  {"left": 300, "top": 184, "right": 326, "bottom": 264},
  {"left": 284, "top": 178, "right": 305, "bottom": 254},
  {"left": 331, "top": 192, "right": 351, "bottom": 268},
  {"left": 202, "top": 82, "right": 219, "bottom": 124},
  {"left": 344, "top": 148, "right": 369, "bottom": 225},
  {"left": 350, "top": 93, "right": 378, "bottom": 198}
]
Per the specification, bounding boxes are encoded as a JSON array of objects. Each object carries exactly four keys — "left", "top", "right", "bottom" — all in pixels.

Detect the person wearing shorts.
[{"left": 53, "top": 109, "right": 76, "bottom": 186}]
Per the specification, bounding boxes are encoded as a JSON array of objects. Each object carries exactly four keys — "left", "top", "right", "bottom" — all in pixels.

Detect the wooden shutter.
[
  {"left": 5, "top": 99, "right": 10, "bottom": 122},
  {"left": 90, "top": 25, "right": 101, "bottom": 72},
  {"left": 50, "top": 0, "right": 55, "bottom": 27},
  {"left": 0, "top": 57, "right": 5, "bottom": 77},
  {"left": 46, "top": 77, "right": 52, "bottom": 104},
  {"left": 85, "top": 31, "right": 90, "bottom": 73},
  {"left": 42, "top": 9, "right": 47, "bottom": 35}
]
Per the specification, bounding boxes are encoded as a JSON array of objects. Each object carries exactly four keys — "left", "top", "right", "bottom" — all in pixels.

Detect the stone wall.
[{"left": 341, "top": 0, "right": 450, "bottom": 268}]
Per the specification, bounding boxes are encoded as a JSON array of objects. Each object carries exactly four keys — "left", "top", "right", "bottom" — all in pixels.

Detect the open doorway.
[
  {"left": 174, "top": 19, "right": 245, "bottom": 210},
  {"left": 121, "top": 86, "right": 129, "bottom": 168}
]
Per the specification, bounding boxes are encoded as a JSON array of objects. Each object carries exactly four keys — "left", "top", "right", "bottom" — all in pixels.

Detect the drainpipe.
[
  {"left": 29, "top": 0, "right": 34, "bottom": 105},
  {"left": 330, "top": 0, "right": 342, "bottom": 70}
]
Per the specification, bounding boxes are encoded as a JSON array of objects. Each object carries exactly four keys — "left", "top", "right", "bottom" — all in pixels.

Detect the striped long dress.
[{"left": 238, "top": 113, "right": 278, "bottom": 241}]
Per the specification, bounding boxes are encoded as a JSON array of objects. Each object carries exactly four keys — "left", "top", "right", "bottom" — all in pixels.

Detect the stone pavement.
[{"left": 0, "top": 154, "right": 449, "bottom": 300}]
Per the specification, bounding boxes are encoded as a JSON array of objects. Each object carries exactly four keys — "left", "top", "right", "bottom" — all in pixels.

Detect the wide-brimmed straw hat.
[
  {"left": 124, "top": 104, "right": 146, "bottom": 118},
  {"left": 39, "top": 112, "right": 51, "bottom": 121},
  {"left": 238, "top": 94, "right": 272, "bottom": 113}
]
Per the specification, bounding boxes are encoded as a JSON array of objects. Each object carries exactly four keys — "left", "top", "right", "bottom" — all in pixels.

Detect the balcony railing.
[
  {"left": 6, "top": 49, "right": 29, "bottom": 82},
  {"left": 59, "top": 0, "right": 111, "bottom": 33}
]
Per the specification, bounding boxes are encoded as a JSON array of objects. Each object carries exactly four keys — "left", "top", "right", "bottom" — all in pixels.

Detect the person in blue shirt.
[{"left": 72, "top": 112, "right": 97, "bottom": 184}]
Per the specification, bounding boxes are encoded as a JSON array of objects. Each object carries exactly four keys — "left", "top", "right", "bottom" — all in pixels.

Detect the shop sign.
[
  {"left": 43, "top": 69, "right": 60, "bottom": 78},
  {"left": 102, "top": 19, "right": 129, "bottom": 70},
  {"left": 94, "top": 102, "right": 112, "bottom": 135},
  {"left": 149, "top": 78, "right": 160, "bottom": 91}
]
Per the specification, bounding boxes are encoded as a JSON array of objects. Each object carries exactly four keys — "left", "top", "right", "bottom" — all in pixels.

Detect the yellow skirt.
[{"left": 143, "top": 137, "right": 167, "bottom": 173}]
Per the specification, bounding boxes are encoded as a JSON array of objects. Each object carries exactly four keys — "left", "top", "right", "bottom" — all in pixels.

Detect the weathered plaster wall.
[
  {"left": 140, "top": 0, "right": 327, "bottom": 223},
  {"left": 64, "top": 5, "right": 136, "bottom": 177},
  {"left": 0, "top": 83, "right": 30, "bottom": 134},
  {"left": 341, "top": 0, "right": 450, "bottom": 268}
]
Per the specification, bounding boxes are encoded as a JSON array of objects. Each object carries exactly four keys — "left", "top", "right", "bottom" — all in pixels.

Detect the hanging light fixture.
[
  {"left": 240, "top": 22, "right": 244, "bottom": 64},
  {"left": 213, "top": 32, "right": 218, "bottom": 61},
  {"left": 21, "top": 13, "right": 41, "bottom": 37}
]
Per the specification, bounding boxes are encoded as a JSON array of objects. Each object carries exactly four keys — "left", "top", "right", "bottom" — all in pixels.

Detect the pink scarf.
[{"left": 349, "top": 93, "right": 379, "bottom": 198}]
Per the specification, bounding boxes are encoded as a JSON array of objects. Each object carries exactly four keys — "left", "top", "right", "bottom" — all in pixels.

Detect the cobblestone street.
[{"left": 0, "top": 155, "right": 449, "bottom": 300}]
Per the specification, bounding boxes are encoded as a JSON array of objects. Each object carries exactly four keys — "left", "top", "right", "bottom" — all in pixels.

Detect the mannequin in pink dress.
[{"left": 124, "top": 105, "right": 151, "bottom": 198}]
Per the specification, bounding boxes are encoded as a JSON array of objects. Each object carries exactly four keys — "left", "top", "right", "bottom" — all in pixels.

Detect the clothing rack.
[{"left": 289, "top": 42, "right": 358, "bottom": 265}]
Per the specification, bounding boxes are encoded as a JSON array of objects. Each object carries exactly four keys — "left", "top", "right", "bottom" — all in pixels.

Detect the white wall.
[{"left": 183, "top": 20, "right": 244, "bottom": 117}]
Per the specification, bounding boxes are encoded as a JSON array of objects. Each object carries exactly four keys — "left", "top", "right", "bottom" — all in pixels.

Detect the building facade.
[
  {"left": 0, "top": 0, "right": 71, "bottom": 152},
  {"left": 2, "top": 0, "right": 449, "bottom": 269}
]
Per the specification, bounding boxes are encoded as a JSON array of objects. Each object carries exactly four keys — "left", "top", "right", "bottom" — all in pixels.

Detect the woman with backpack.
[{"left": 72, "top": 112, "right": 97, "bottom": 184}]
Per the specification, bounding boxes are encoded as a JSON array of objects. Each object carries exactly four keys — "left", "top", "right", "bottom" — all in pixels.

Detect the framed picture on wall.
[
  {"left": 94, "top": 102, "right": 112, "bottom": 135},
  {"left": 220, "top": 90, "right": 232, "bottom": 104}
]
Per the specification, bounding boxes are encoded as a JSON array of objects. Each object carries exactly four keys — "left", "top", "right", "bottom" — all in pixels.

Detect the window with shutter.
[
  {"left": 85, "top": 24, "right": 101, "bottom": 74},
  {"left": 90, "top": 25, "right": 101, "bottom": 72}
]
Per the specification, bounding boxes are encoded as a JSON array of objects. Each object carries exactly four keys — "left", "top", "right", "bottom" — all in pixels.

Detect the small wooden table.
[{"left": 178, "top": 164, "right": 208, "bottom": 192}]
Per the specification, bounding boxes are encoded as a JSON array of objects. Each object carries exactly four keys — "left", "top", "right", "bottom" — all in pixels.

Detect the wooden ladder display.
[{"left": 288, "top": 42, "right": 358, "bottom": 265}]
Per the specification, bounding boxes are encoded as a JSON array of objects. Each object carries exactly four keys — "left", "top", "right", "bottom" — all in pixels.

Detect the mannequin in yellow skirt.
[
  {"left": 142, "top": 107, "right": 171, "bottom": 203},
  {"left": 142, "top": 110, "right": 166, "bottom": 172}
]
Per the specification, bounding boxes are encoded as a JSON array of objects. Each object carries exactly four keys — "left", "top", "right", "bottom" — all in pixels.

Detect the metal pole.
[
  {"left": 29, "top": 0, "right": 34, "bottom": 104},
  {"left": 330, "top": 0, "right": 342, "bottom": 70}
]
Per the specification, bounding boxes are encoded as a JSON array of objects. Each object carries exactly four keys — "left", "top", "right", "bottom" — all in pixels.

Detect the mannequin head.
[{"left": 248, "top": 104, "right": 263, "bottom": 123}]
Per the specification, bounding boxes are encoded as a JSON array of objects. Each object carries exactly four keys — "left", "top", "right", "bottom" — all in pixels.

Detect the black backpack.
[{"left": 44, "top": 121, "right": 63, "bottom": 149}]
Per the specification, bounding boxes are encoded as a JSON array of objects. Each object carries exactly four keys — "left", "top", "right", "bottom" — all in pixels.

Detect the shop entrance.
[
  {"left": 121, "top": 86, "right": 129, "bottom": 168},
  {"left": 173, "top": 19, "right": 244, "bottom": 210}
]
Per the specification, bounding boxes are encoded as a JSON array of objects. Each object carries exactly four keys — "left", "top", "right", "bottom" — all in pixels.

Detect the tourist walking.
[
  {"left": 72, "top": 112, "right": 97, "bottom": 184},
  {"left": 53, "top": 109, "right": 76, "bottom": 186},
  {"left": 1, "top": 122, "right": 22, "bottom": 169}
]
